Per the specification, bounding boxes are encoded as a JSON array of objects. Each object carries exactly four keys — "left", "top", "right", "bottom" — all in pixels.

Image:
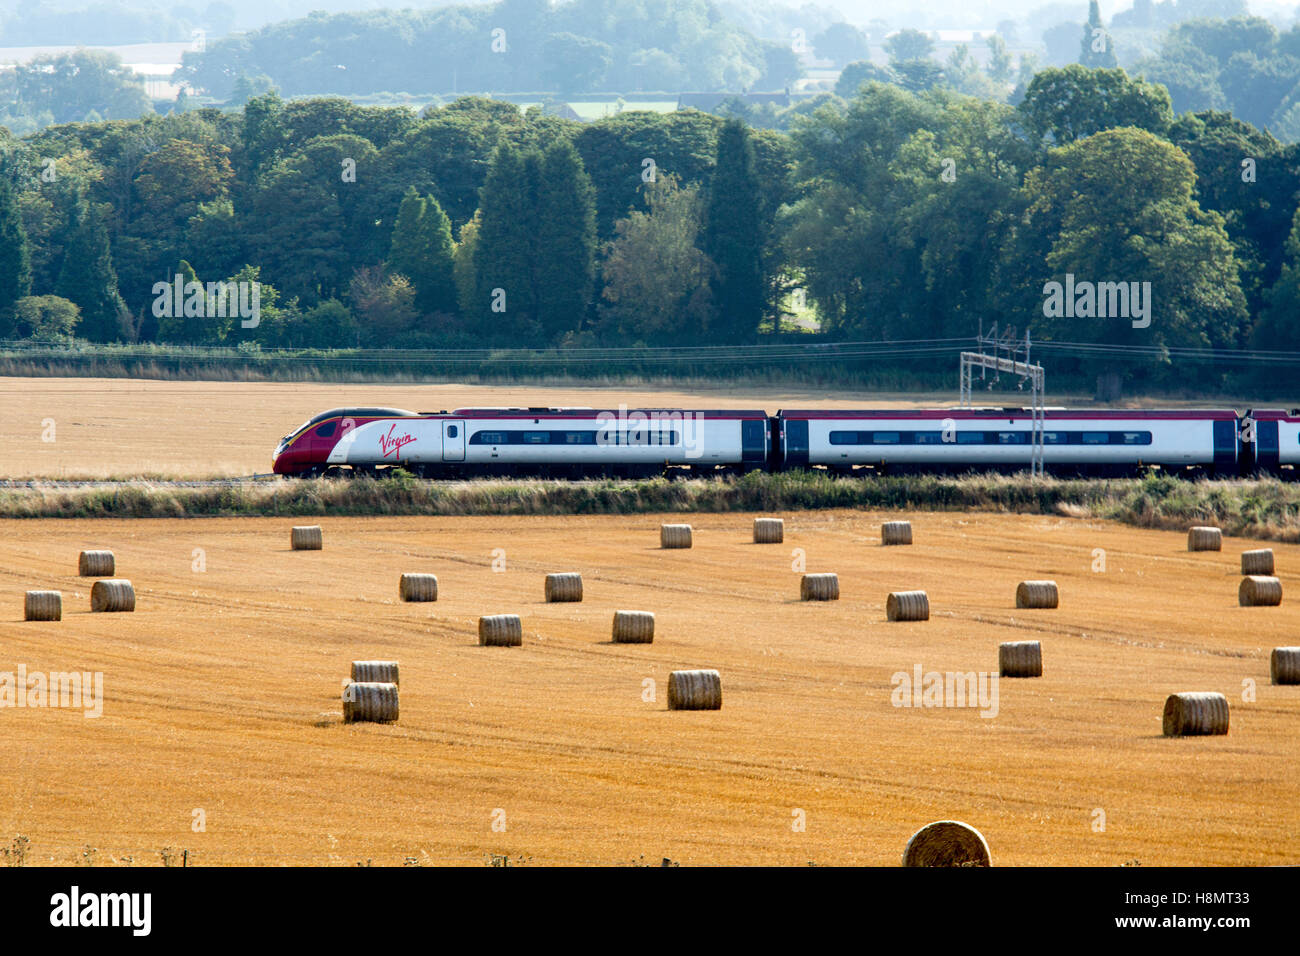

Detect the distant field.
[
  {"left": 1, "top": 510, "right": 1296, "bottom": 865},
  {"left": 0, "top": 376, "right": 1221, "bottom": 481}
]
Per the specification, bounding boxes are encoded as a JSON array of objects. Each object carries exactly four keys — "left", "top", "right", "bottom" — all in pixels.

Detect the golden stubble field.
[
  {"left": 0, "top": 377, "right": 1105, "bottom": 479},
  {"left": 1, "top": 510, "right": 1297, "bottom": 866}
]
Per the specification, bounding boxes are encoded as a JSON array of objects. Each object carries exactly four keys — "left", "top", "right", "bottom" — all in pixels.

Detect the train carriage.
[
  {"left": 776, "top": 408, "right": 1241, "bottom": 475},
  {"left": 273, "top": 406, "right": 770, "bottom": 477}
]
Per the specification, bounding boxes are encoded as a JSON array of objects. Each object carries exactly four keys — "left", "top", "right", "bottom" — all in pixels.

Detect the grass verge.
[{"left": 1, "top": 471, "right": 1299, "bottom": 542}]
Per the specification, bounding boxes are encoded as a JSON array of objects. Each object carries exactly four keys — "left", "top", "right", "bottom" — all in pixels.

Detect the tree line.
[
  {"left": 1, "top": 64, "right": 1299, "bottom": 394},
  {"left": 175, "top": 0, "right": 802, "bottom": 102}
]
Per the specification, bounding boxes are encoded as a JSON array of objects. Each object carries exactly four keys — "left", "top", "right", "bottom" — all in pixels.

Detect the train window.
[
  {"left": 522, "top": 432, "right": 550, "bottom": 444},
  {"left": 1120, "top": 432, "right": 1152, "bottom": 445},
  {"left": 563, "top": 431, "right": 594, "bottom": 444},
  {"left": 473, "top": 431, "right": 506, "bottom": 445},
  {"left": 1042, "top": 432, "right": 1065, "bottom": 444},
  {"left": 996, "top": 432, "right": 1026, "bottom": 444},
  {"left": 872, "top": 432, "right": 901, "bottom": 444},
  {"left": 956, "top": 432, "right": 984, "bottom": 444},
  {"left": 913, "top": 431, "right": 945, "bottom": 444},
  {"left": 1082, "top": 432, "right": 1108, "bottom": 444},
  {"left": 316, "top": 421, "right": 336, "bottom": 438},
  {"left": 829, "top": 431, "right": 862, "bottom": 445},
  {"left": 446, "top": 425, "right": 458, "bottom": 438}
]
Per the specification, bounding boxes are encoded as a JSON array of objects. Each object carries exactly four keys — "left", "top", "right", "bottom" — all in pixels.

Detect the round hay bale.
[
  {"left": 800, "top": 573, "right": 839, "bottom": 601},
  {"left": 343, "top": 681, "right": 399, "bottom": 724},
  {"left": 351, "top": 660, "right": 399, "bottom": 686},
  {"left": 544, "top": 572, "right": 583, "bottom": 603},
  {"left": 24, "top": 590, "right": 62, "bottom": 622},
  {"left": 881, "top": 521, "right": 913, "bottom": 546},
  {"left": 1241, "top": 549, "right": 1275, "bottom": 576},
  {"left": 291, "top": 525, "right": 323, "bottom": 551},
  {"left": 753, "top": 518, "right": 784, "bottom": 544},
  {"left": 1015, "top": 580, "right": 1059, "bottom": 609},
  {"left": 886, "top": 590, "right": 929, "bottom": 621},
  {"left": 667, "top": 669, "right": 722, "bottom": 710},
  {"left": 1270, "top": 647, "right": 1300, "bottom": 685},
  {"left": 78, "top": 550, "right": 115, "bottom": 577},
  {"left": 902, "top": 821, "right": 991, "bottom": 868},
  {"left": 399, "top": 573, "right": 438, "bottom": 602},
  {"left": 999, "top": 640, "right": 1042, "bottom": 678},
  {"left": 479, "top": 614, "right": 523, "bottom": 647},
  {"left": 1162, "top": 692, "right": 1229, "bottom": 737},
  {"left": 612, "top": 610, "right": 654, "bottom": 644},
  {"left": 90, "top": 579, "right": 135, "bottom": 613},
  {"left": 1238, "top": 575, "right": 1282, "bottom": 607},
  {"left": 1187, "top": 526, "right": 1221, "bottom": 552},
  {"left": 660, "top": 524, "right": 693, "bottom": 549}
]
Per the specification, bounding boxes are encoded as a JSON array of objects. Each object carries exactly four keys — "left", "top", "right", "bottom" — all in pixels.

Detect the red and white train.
[{"left": 272, "top": 405, "right": 1299, "bottom": 478}]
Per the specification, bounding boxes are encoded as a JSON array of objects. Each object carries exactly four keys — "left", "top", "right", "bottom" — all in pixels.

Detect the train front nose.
[{"left": 273, "top": 440, "right": 304, "bottom": 474}]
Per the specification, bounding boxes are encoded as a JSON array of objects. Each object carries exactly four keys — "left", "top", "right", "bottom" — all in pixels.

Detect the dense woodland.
[{"left": 1, "top": 10, "right": 1300, "bottom": 392}]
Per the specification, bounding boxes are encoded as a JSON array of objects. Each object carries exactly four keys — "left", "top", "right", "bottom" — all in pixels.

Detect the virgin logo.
[{"left": 379, "top": 423, "right": 416, "bottom": 460}]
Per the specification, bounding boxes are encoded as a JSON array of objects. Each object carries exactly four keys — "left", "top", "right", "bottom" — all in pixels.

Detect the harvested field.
[{"left": 0, "top": 510, "right": 1297, "bottom": 866}]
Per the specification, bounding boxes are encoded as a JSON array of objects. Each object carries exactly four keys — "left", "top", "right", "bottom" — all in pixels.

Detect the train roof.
[
  {"left": 446, "top": 407, "right": 768, "bottom": 418},
  {"left": 304, "top": 407, "right": 418, "bottom": 425},
  {"left": 777, "top": 408, "right": 1241, "bottom": 420}
]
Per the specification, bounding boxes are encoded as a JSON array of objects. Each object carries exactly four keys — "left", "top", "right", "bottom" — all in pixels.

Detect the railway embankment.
[{"left": 1, "top": 471, "right": 1298, "bottom": 542}]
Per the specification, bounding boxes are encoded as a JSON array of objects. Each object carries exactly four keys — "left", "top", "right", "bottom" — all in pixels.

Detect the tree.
[
  {"left": 894, "top": 59, "right": 945, "bottom": 94},
  {"left": 387, "top": 187, "right": 458, "bottom": 317},
  {"left": 296, "top": 298, "right": 358, "bottom": 349},
  {"left": 1132, "top": 42, "right": 1227, "bottom": 115},
  {"left": 541, "top": 33, "right": 613, "bottom": 94},
  {"left": 1003, "top": 127, "right": 1248, "bottom": 392},
  {"left": 12, "top": 50, "right": 152, "bottom": 125},
  {"left": 1079, "top": 0, "right": 1118, "bottom": 69},
  {"left": 1018, "top": 66, "right": 1173, "bottom": 145},
  {"left": 248, "top": 163, "right": 350, "bottom": 304},
  {"left": 184, "top": 199, "right": 246, "bottom": 284},
  {"left": 54, "top": 196, "right": 129, "bottom": 342},
  {"left": 758, "top": 43, "right": 803, "bottom": 90},
  {"left": 813, "top": 23, "right": 869, "bottom": 68},
  {"left": 156, "top": 259, "right": 208, "bottom": 345},
  {"left": 885, "top": 29, "right": 934, "bottom": 65},
  {"left": 472, "top": 144, "right": 542, "bottom": 342},
  {"left": 454, "top": 212, "right": 482, "bottom": 319},
  {"left": 535, "top": 139, "right": 597, "bottom": 343},
  {"left": 239, "top": 90, "right": 288, "bottom": 184},
  {"left": 10, "top": 295, "right": 80, "bottom": 342},
  {"left": 1169, "top": 111, "right": 1289, "bottom": 319},
  {"left": 0, "top": 176, "right": 32, "bottom": 327},
  {"left": 702, "top": 119, "right": 764, "bottom": 342},
  {"left": 598, "top": 175, "right": 715, "bottom": 343},
  {"left": 986, "top": 35, "right": 1014, "bottom": 86},
  {"left": 349, "top": 265, "right": 419, "bottom": 345},
  {"left": 836, "top": 61, "right": 896, "bottom": 98},
  {"left": 1253, "top": 207, "right": 1300, "bottom": 350},
  {"left": 944, "top": 45, "right": 998, "bottom": 98}
]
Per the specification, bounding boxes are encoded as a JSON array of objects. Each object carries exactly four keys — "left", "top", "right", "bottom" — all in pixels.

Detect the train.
[{"left": 271, "top": 405, "right": 1300, "bottom": 478}]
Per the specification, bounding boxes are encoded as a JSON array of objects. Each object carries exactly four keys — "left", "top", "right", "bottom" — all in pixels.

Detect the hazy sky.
[{"left": 11, "top": 0, "right": 1296, "bottom": 36}]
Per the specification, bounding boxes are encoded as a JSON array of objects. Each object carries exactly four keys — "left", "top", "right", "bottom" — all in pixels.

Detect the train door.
[{"left": 442, "top": 420, "right": 466, "bottom": 462}]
